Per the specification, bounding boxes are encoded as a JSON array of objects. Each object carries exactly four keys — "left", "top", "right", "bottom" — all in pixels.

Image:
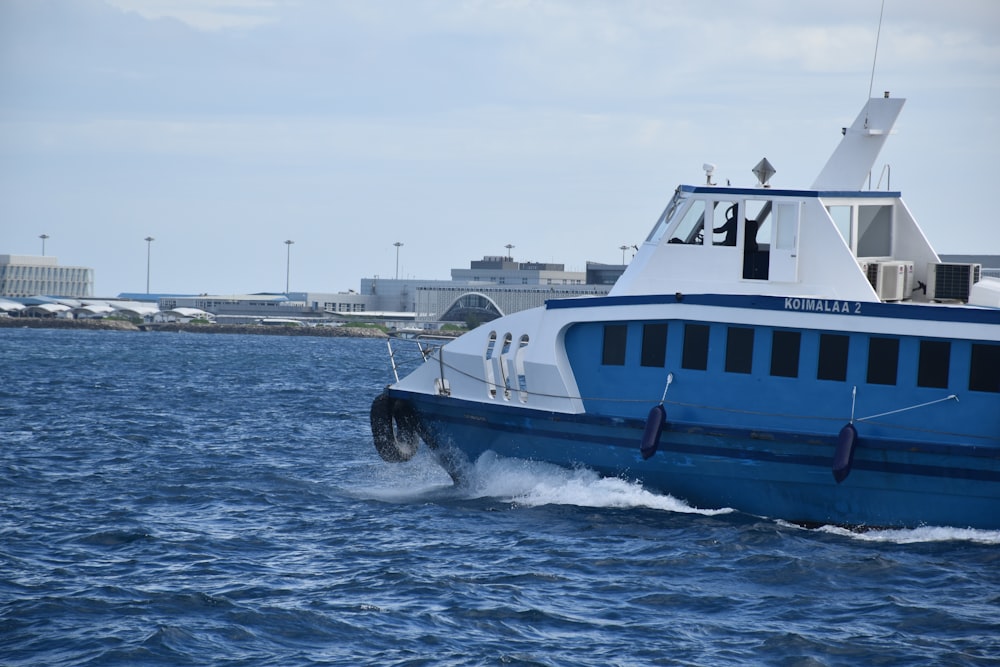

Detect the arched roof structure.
[
  {"left": 438, "top": 292, "right": 504, "bottom": 323},
  {"left": 23, "top": 303, "right": 71, "bottom": 317}
]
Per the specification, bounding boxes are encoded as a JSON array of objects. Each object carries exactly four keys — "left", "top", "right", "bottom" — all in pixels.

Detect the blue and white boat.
[{"left": 370, "top": 94, "right": 1000, "bottom": 529}]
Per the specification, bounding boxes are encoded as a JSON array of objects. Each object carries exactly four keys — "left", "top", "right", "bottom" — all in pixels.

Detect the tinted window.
[
  {"left": 917, "top": 340, "right": 950, "bottom": 389},
  {"left": 682, "top": 324, "right": 710, "bottom": 370},
  {"left": 867, "top": 337, "right": 899, "bottom": 385},
  {"left": 817, "top": 333, "right": 849, "bottom": 381},
  {"left": 770, "top": 330, "right": 801, "bottom": 378},
  {"left": 641, "top": 323, "right": 668, "bottom": 367},
  {"left": 970, "top": 343, "right": 1000, "bottom": 392},
  {"left": 602, "top": 325, "right": 627, "bottom": 366},
  {"left": 725, "top": 327, "right": 754, "bottom": 374}
]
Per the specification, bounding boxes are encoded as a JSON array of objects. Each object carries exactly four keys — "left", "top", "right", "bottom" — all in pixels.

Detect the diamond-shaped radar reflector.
[{"left": 752, "top": 157, "right": 775, "bottom": 186}]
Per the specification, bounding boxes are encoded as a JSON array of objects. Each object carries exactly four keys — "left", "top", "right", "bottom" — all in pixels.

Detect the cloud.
[
  {"left": 1, "top": 0, "right": 998, "bottom": 295},
  {"left": 105, "top": 0, "right": 281, "bottom": 30}
]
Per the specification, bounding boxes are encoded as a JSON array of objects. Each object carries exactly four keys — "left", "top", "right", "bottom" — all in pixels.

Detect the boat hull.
[{"left": 387, "top": 388, "right": 1000, "bottom": 530}]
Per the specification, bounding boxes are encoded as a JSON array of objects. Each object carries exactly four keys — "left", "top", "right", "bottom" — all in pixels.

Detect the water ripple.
[{"left": 1, "top": 329, "right": 997, "bottom": 666}]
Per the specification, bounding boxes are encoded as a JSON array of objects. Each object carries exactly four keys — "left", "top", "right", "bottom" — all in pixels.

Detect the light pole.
[
  {"left": 39, "top": 234, "right": 49, "bottom": 256},
  {"left": 619, "top": 245, "right": 628, "bottom": 264},
  {"left": 284, "top": 240, "right": 294, "bottom": 293},
  {"left": 144, "top": 236, "right": 154, "bottom": 293},
  {"left": 504, "top": 244, "right": 514, "bottom": 261},
  {"left": 393, "top": 241, "right": 403, "bottom": 280}
]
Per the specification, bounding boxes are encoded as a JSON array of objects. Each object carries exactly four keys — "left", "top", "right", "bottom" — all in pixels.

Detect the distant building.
[
  {"left": 148, "top": 255, "right": 629, "bottom": 327},
  {"left": 0, "top": 255, "right": 94, "bottom": 298},
  {"left": 158, "top": 293, "right": 310, "bottom": 323},
  {"left": 414, "top": 283, "right": 609, "bottom": 324},
  {"left": 362, "top": 256, "right": 624, "bottom": 324},
  {"left": 452, "top": 256, "right": 586, "bottom": 286},
  {"left": 154, "top": 291, "right": 393, "bottom": 325},
  {"left": 585, "top": 261, "right": 628, "bottom": 286}
]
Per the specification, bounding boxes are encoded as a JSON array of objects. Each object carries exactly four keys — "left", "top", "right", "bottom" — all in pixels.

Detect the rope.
[
  {"left": 402, "top": 347, "right": 998, "bottom": 444},
  {"left": 856, "top": 394, "right": 958, "bottom": 422}
]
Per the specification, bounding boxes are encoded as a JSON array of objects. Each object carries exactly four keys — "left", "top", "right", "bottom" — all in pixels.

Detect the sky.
[{"left": 1, "top": 0, "right": 998, "bottom": 297}]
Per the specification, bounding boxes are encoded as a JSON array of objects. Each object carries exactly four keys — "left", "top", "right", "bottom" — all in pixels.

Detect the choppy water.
[{"left": 2, "top": 327, "right": 998, "bottom": 666}]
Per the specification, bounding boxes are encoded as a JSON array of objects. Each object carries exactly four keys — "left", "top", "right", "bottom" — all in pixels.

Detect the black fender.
[
  {"left": 640, "top": 404, "right": 667, "bottom": 460},
  {"left": 370, "top": 391, "right": 421, "bottom": 463},
  {"left": 832, "top": 423, "right": 858, "bottom": 483}
]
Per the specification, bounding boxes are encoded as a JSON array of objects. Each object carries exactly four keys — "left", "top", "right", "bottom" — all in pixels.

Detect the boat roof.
[{"left": 677, "top": 185, "right": 900, "bottom": 199}]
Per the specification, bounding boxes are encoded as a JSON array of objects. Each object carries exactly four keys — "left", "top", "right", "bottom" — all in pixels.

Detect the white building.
[
  {"left": 361, "top": 256, "right": 620, "bottom": 323},
  {"left": 0, "top": 255, "right": 94, "bottom": 298},
  {"left": 451, "top": 256, "right": 586, "bottom": 286}
]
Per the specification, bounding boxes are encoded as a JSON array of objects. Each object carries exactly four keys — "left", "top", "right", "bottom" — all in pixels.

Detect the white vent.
[{"left": 927, "top": 263, "right": 981, "bottom": 302}]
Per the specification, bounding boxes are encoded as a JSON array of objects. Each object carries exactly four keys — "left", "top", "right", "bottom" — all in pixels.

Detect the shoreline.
[{"left": 0, "top": 317, "right": 389, "bottom": 338}]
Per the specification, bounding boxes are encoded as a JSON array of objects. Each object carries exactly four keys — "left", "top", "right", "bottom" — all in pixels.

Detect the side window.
[
  {"left": 484, "top": 331, "right": 498, "bottom": 398},
  {"left": 498, "top": 333, "right": 513, "bottom": 399},
  {"left": 515, "top": 335, "right": 530, "bottom": 402},
  {"left": 682, "top": 323, "right": 710, "bottom": 370},
  {"left": 640, "top": 323, "right": 668, "bottom": 367},
  {"left": 917, "top": 340, "right": 950, "bottom": 389},
  {"left": 725, "top": 327, "right": 754, "bottom": 374},
  {"left": 867, "top": 337, "right": 900, "bottom": 385},
  {"left": 857, "top": 205, "right": 892, "bottom": 257},
  {"left": 602, "top": 325, "right": 627, "bottom": 366},
  {"left": 770, "top": 330, "right": 801, "bottom": 378},
  {"left": 817, "top": 333, "right": 849, "bottom": 381},
  {"left": 969, "top": 343, "right": 1000, "bottom": 393}
]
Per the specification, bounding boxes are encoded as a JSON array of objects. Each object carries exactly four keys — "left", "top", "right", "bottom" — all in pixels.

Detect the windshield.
[{"left": 644, "top": 189, "right": 686, "bottom": 244}]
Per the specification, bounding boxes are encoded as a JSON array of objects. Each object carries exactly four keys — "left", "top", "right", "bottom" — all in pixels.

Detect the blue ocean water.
[{"left": 1, "top": 328, "right": 998, "bottom": 666}]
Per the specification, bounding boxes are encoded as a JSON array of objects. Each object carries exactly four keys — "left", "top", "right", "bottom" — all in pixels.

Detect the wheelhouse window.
[
  {"left": 917, "top": 340, "right": 950, "bottom": 389},
  {"left": 711, "top": 201, "right": 739, "bottom": 247},
  {"left": 770, "top": 330, "right": 801, "bottom": 378},
  {"left": 817, "top": 333, "right": 849, "bottom": 381},
  {"left": 969, "top": 343, "right": 1000, "bottom": 393},
  {"left": 725, "top": 327, "right": 754, "bottom": 374},
  {"left": 645, "top": 190, "right": 685, "bottom": 244},
  {"left": 682, "top": 323, "right": 710, "bottom": 370},
  {"left": 640, "top": 323, "right": 668, "bottom": 367},
  {"left": 743, "top": 199, "right": 769, "bottom": 280},
  {"left": 668, "top": 200, "right": 706, "bottom": 245},
  {"left": 602, "top": 324, "right": 627, "bottom": 366},
  {"left": 867, "top": 337, "right": 899, "bottom": 385}
]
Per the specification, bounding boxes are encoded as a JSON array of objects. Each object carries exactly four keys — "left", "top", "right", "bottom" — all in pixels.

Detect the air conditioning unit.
[
  {"left": 875, "top": 261, "right": 907, "bottom": 301},
  {"left": 901, "top": 261, "right": 915, "bottom": 297},
  {"left": 861, "top": 261, "right": 879, "bottom": 289},
  {"left": 860, "top": 260, "right": 913, "bottom": 301},
  {"left": 927, "top": 263, "right": 981, "bottom": 302}
]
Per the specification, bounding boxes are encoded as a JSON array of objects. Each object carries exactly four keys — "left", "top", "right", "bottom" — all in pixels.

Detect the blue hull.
[{"left": 391, "top": 389, "right": 1000, "bottom": 530}]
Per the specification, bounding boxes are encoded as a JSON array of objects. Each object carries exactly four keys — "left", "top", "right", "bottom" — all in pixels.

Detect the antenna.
[{"left": 865, "top": 0, "right": 887, "bottom": 128}]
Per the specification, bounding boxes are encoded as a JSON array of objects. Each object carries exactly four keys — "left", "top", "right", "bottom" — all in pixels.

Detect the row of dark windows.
[{"left": 600, "top": 322, "right": 1000, "bottom": 393}]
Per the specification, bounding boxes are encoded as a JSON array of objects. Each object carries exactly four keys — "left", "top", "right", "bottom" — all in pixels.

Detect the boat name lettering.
[{"left": 783, "top": 298, "right": 860, "bottom": 314}]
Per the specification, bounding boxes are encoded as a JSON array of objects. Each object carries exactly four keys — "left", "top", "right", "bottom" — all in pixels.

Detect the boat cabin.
[
  {"left": 610, "top": 95, "right": 982, "bottom": 305},
  {"left": 609, "top": 186, "right": 940, "bottom": 304}
]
